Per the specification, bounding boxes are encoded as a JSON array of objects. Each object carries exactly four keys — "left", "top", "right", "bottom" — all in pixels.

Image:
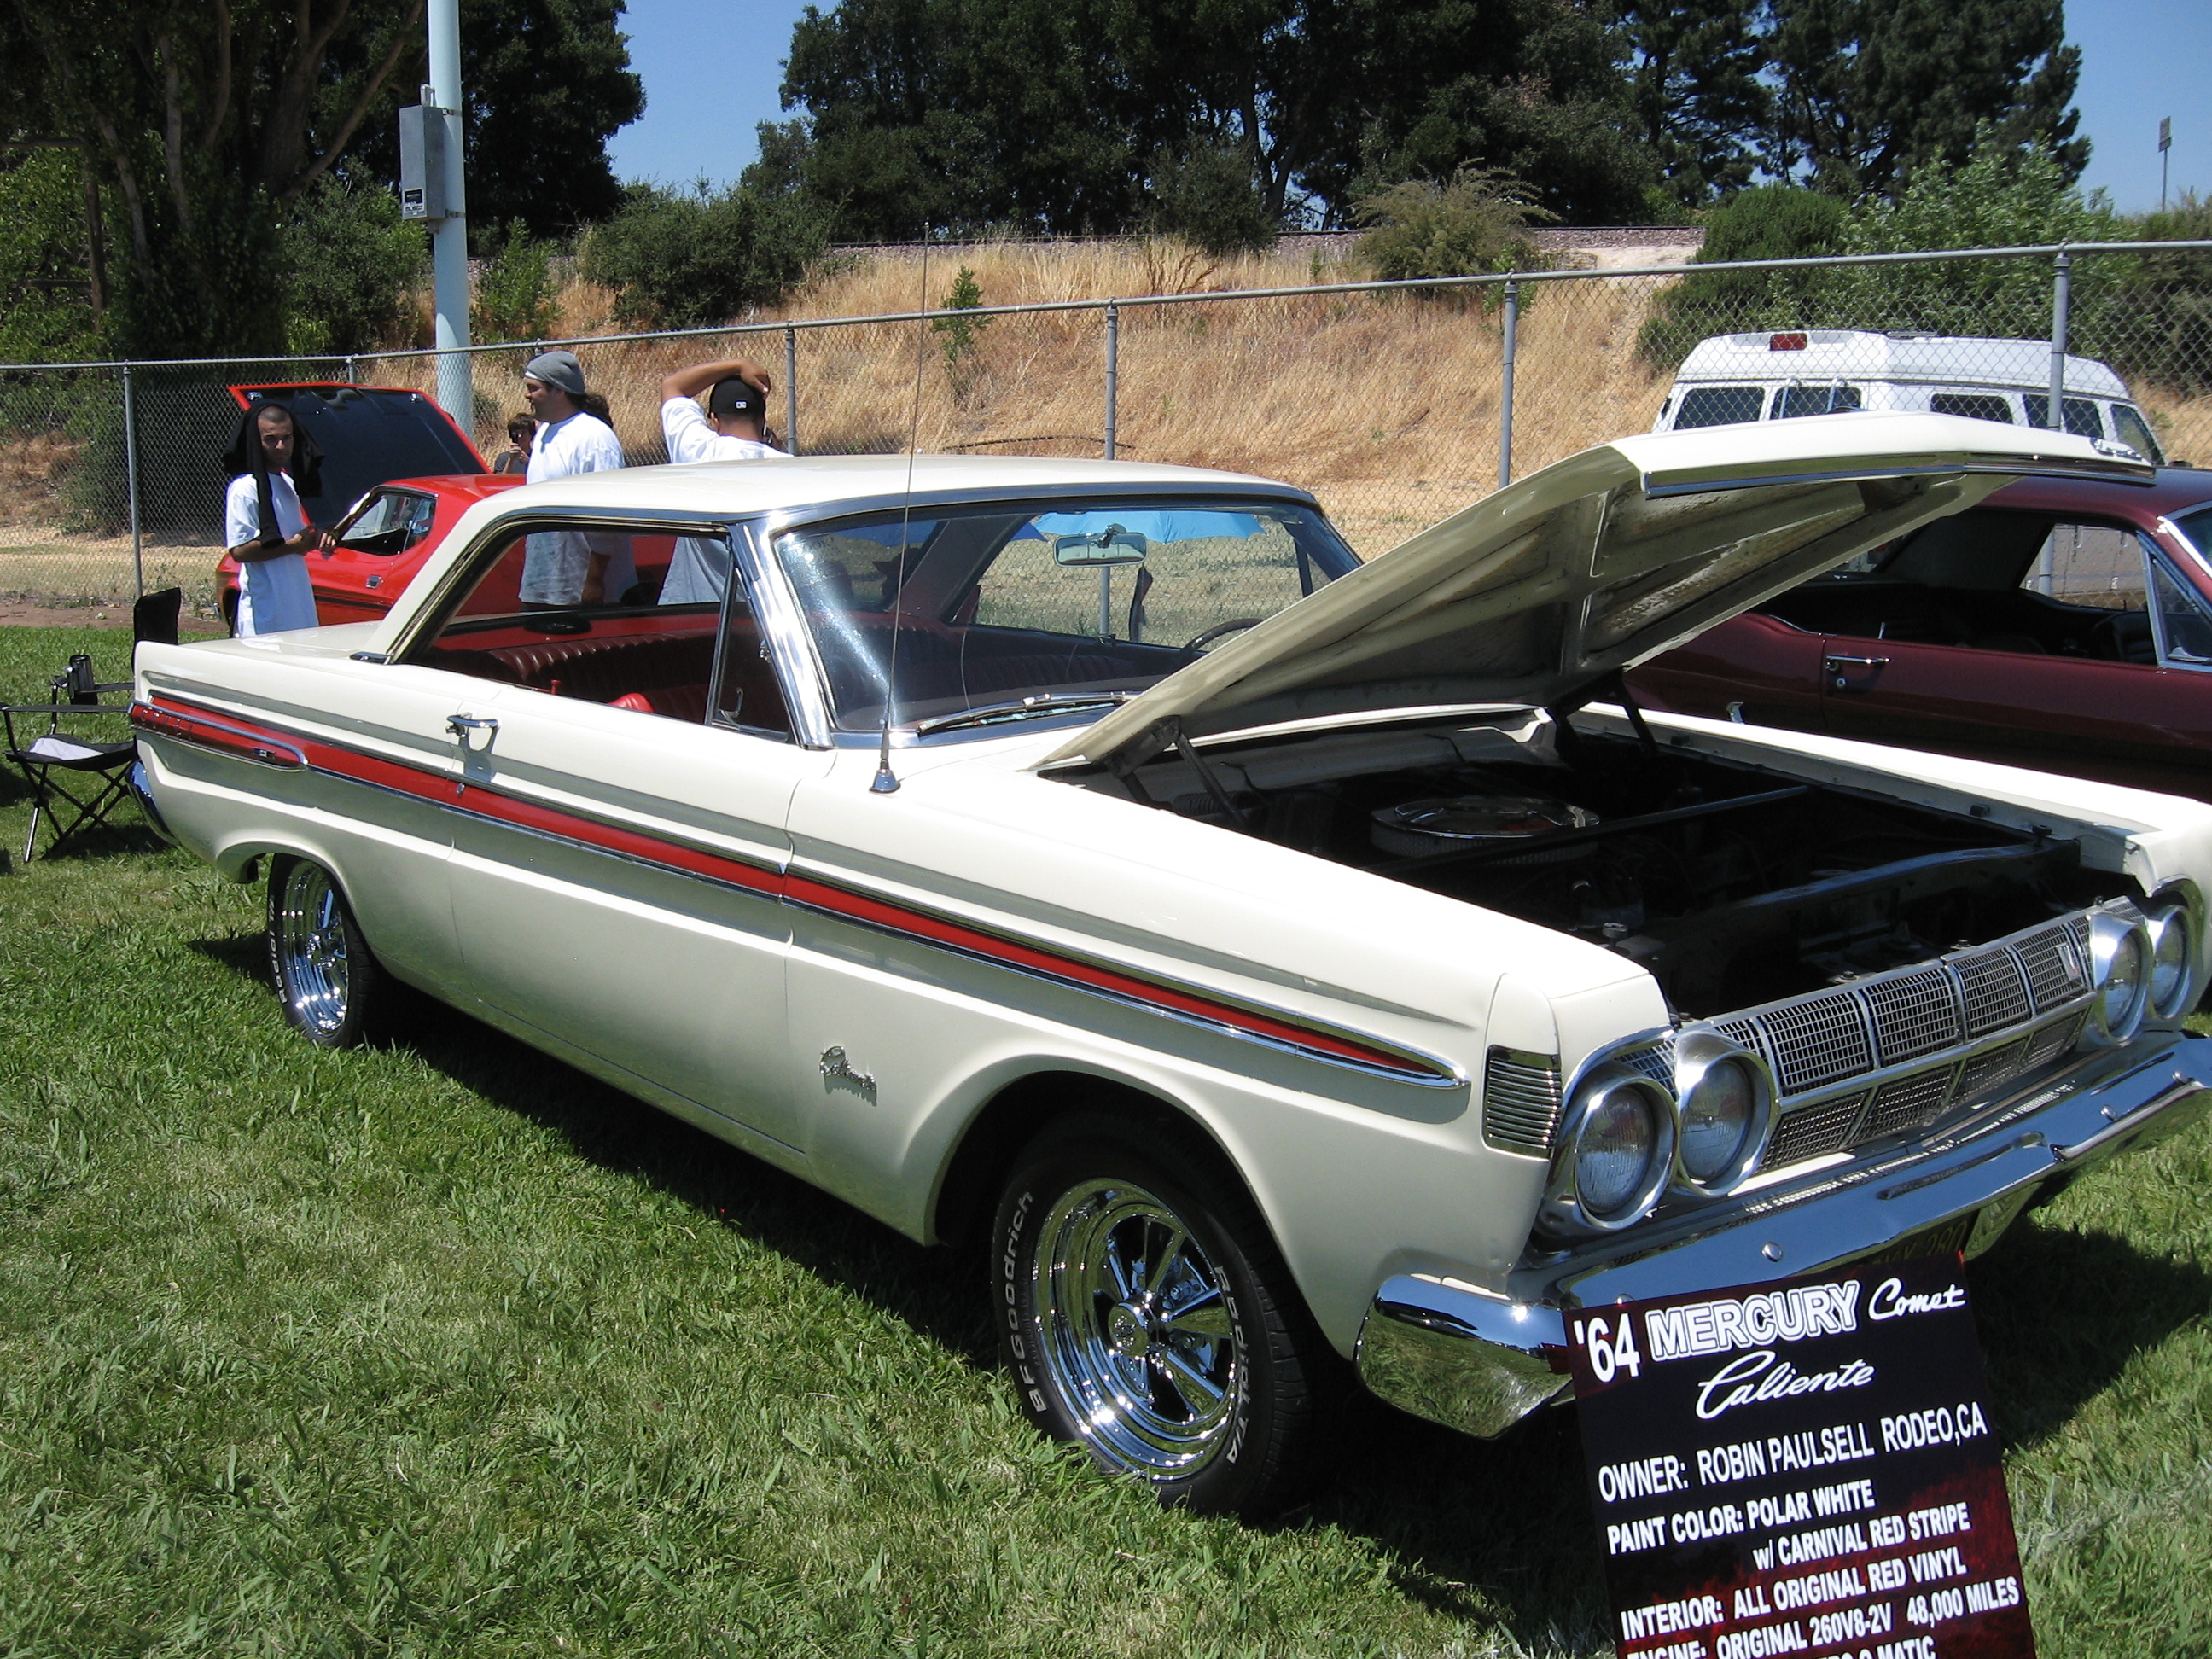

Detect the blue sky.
[{"left": 603, "top": 0, "right": 2209, "bottom": 218}]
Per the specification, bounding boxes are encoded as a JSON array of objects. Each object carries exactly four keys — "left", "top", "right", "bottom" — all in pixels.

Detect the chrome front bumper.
[{"left": 1355, "top": 1031, "right": 2212, "bottom": 1440}]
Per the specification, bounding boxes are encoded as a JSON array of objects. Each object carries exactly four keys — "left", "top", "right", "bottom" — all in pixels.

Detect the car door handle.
[
  {"left": 446, "top": 713, "right": 499, "bottom": 744},
  {"left": 1824, "top": 655, "right": 1890, "bottom": 668}
]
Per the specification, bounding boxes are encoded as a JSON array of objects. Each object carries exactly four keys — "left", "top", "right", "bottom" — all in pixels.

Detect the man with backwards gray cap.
[
  {"left": 655, "top": 355, "right": 785, "bottom": 604},
  {"left": 520, "top": 349, "right": 632, "bottom": 606}
]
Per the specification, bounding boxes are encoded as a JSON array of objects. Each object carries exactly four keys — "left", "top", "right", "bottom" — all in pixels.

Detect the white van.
[{"left": 1652, "top": 329, "right": 2165, "bottom": 462}]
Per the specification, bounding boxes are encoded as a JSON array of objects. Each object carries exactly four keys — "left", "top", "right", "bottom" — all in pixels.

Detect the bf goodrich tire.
[
  {"left": 265, "top": 856, "right": 394, "bottom": 1049},
  {"left": 993, "top": 1111, "right": 1334, "bottom": 1517}
]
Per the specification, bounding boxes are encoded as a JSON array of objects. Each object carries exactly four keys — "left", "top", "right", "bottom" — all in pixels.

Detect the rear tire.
[
  {"left": 993, "top": 1111, "right": 1333, "bottom": 1517},
  {"left": 265, "top": 856, "right": 392, "bottom": 1048}
]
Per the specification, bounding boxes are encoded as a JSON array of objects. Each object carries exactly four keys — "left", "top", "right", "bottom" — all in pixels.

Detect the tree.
[
  {"left": 352, "top": 0, "right": 645, "bottom": 241},
  {"left": 1765, "top": 0, "right": 2087, "bottom": 198},
  {"left": 282, "top": 170, "right": 428, "bottom": 353},
  {"left": 5, "top": 0, "right": 430, "bottom": 355},
  {"left": 1616, "top": 0, "right": 1768, "bottom": 208},
  {"left": 1353, "top": 166, "right": 1551, "bottom": 287},
  {"left": 771, "top": 0, "right": 1658, "bottom": 240}
]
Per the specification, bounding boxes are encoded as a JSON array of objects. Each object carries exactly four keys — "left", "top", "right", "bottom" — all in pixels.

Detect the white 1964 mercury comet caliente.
[{"left": 131, "top": 412, "right": 2212, "bottom": 1516}]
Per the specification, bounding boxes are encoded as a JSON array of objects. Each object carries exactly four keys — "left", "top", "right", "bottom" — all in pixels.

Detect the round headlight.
[
  {"left": 1578, "top": 1086, "right": 1659, "bottom": 1217},
  {"left": 1541, "top": 1060, "right": 1677, "bottom": 1236},
  {"left": 1670, "top": 1027, "right": 1777, "bottom": 1196},
  {"left": 2146, "top": 902, "right": 2197, "bottom": 1020},
  {"left": 1681, "top": 1060, "right": 1755, "bottom": 1178},
  {"left": 2082, "top": 910, "right": 2153, "bottom": 1046}
]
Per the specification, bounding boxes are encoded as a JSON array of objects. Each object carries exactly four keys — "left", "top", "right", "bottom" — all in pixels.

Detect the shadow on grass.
[
  {"left": 1969, "top": 1217, "right": 2212, "bottom": 1447},
  {"left": 170, "top": 929, "right": 2212, "bottom": 1644}
]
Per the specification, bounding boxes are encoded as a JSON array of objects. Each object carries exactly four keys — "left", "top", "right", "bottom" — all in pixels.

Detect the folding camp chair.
[{"left": 3, "top": 649, "right": 143, "bottom": 865}]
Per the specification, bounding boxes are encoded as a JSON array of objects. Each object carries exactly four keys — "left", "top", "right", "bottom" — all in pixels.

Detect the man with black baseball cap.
[{"left": 657, "top": 356, "right": 787, "bottom": 603}]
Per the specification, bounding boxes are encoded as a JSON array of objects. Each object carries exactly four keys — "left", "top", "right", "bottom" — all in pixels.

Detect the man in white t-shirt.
[
  {"left": 656, "top": 357, "right": 787, "bottom": 605},
  {"left": 224, "top": 403, "right": 329, "bottom": 635},
  {"left": 519, "top": 349, "right": 632, "bottom": 606}
]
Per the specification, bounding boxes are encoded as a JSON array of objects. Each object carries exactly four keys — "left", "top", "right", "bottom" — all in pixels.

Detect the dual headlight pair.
[
  {"left": 1539, "top": 1027, "right": 1774, "bottom": 1237},
  {"left": 1540, "top": 894, "right": 2203, "bottom": 1240},
  {"left": 2083, "top": 896, "right": 2200, "bottom": 1047}
]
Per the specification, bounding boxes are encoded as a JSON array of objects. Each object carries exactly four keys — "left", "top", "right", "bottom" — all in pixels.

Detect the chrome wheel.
[
  {"left": 1034, "top": 1178, "right": 1241, "bottom": 1478},
  {"left": 276, "top": 862, "right": 352, "bottom": 1036}
]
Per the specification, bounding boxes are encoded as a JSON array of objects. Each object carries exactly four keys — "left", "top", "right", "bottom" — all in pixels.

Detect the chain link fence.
[{"left": 4, "top": 241, "right": 2209, "bottom": 620}]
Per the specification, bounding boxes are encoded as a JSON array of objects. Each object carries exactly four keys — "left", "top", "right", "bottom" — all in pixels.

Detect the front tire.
[
  {"left": 265, "top": 856, "right": 392, "bottom": 1048},
  {"left": 993, "top": 1112, "right": 1332, "bottom": 1516}
]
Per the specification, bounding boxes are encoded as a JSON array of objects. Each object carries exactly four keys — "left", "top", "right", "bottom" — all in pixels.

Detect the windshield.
[{"left": 775, "top": 498, "right": 1359, "bottom": 732}]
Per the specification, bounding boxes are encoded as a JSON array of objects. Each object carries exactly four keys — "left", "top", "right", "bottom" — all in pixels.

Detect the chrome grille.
[
  {"left": 1766, "top": 1093, "right": 1868, "bottom": 1167},
  {"left": 1854, "top": 1068, "right": 1957, "bottom": 1145},
  {"left": 1483, "top": 1049, "right": 1563, "bottom": 1155},
  {"left": 2024, "top": 1011, "right": 2087, "bottom": 1069},
  {"left": 1617, "top": 1041, "right": 1676, "bottom": 1086},
  {"left": 1760, "top": 990, "right": 1872, "bottom": 1093},
  {"left": 1955, "top": 1035, "right": 2033, "bottom": 1103},
  {"left": 2017, "top": 924, "right": 2086, "bottom": 1011},
  {"left": 1954, "top": 948, "right": 2031, "bottom": 1036},
  {"left": 1865, "top": 967, "right": 1963, "bottom": 1065}
]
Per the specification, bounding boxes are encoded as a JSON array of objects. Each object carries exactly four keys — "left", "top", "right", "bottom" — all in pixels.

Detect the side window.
[
  {"left": 1674, "top": 386, "right": 1765, "bottom": 429},
  {"left": 2112, "top": 404, "right": 2166, "bottom": 463},
  {"left": 709, "top": 576, "right": 793, "bottom": 737},
  {"left": 2023, "top": 394, "right": 2104, "bottom": 440},
  {"left": 410, "top": 523, "right": 721, "bottom": 714},
  {"left": 1775, "top": 383, "right": 1862, "bottom": 419},
  {"left": 2020, "top": 521, "right": 2148, "bottom": 619},
  {"left": 335, "top": 490, "right": 436, "bottom": 556},
  {"left": 2153, "top": 561, "right": 2212, "bottom": 667},
  {"left": 1930, "top": 392, "right": 2014, "bottom": 423}
]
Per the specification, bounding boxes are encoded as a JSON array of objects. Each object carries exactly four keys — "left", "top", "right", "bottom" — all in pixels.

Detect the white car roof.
[
  {"left": 1674, "top": 331, "right": 2133, "bottom": 399},
  {"left": 484, "top": 453, "right": 1307, "bottom": 519}
]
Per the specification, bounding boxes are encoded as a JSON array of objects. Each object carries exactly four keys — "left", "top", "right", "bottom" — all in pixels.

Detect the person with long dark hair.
[
  {"left": 222, "top": 400, "right": 329, "bottom": 634},
  {"left": 519, "top": 349, "right": 629, "bottom": 606}
]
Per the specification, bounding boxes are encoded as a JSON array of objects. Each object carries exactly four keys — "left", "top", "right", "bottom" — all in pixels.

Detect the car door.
[
  {"left": 1625, "top": 612, "right": 1832, "bottom": 732},
  {"left": 425, "top": 520, "right": 833, "bottom": 1150},
  {"left": 1819, "top": 521, "right": 2206, "bottom": 795}
]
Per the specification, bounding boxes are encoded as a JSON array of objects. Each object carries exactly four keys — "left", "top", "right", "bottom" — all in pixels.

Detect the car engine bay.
[{"left": 1085, "top": 712, "right": 2128, "bottom": 1019}]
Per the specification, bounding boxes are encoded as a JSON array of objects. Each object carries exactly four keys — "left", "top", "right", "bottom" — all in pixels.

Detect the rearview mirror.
[{"left": 1053, "top": 527, "right": 1149, "bottom": 567}]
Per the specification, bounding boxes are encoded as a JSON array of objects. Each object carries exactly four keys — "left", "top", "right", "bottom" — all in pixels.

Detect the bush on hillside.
[
  {"left": 580, "top": 183, "right": 827, "bottom": 329},
  {"left": 474, "top": 219, "right": 560, "bottom": 343},
  {"left": 1353, "top": 167, "right": 1552, "bottom": 293},
  {"left": 1637, "top": 184, "right": 1849, "bottom": 367},
  {"left": 1145, "top": 141, "right": 1278, "bottom": 258},
  {"left": 2093, "top": 193, "right": 2212, "bottom": 396},
  {"left": 282, "top": 175, "right": 428, "bottom": 357}
]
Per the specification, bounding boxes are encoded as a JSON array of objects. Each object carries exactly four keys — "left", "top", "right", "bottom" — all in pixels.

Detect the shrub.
[
  {"left": 1145, "top": 141, "right": 1278, "bottom": 258},
  {"left": 1637, "top": 185, "right": 1849, "bottom": 368},
  {"left": 579, "top": 182, "right": 826, "bottom": 329},
  {"left": 474, "top": 219, "right": 560, "bottom": 343},
  {"left": 1353, "top": 166, "right": 1552, "bottom": 288},
  {"left": 282, "top": 175, "right": 428, "bottom": 357}
]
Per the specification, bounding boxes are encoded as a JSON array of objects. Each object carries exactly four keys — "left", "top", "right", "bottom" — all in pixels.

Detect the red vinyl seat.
[{"left": 609, "top": 684, "right": 711, "bottom": 722}]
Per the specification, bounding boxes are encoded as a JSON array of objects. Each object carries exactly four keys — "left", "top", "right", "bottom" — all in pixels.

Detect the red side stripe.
[{"left": 139, "top": 692, "right": 1444, "bottom": 1081}]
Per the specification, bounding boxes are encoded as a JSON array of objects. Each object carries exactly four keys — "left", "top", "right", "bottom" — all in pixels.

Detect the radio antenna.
[{"left": 872, "top": 228, "right": 930, "bottom": 795}]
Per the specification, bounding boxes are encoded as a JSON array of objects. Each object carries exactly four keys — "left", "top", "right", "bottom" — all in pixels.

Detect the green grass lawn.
[{"left": 1, "top": 625, "right": 2209, "bottom": 1656}]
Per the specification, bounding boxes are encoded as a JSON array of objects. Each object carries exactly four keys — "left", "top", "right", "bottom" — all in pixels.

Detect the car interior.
[{"left": 1751, "top": 508, "right": 2204, "bottom": 661}]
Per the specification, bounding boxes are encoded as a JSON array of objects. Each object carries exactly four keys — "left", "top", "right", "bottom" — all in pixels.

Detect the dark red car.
[{"left": 1628, "top": 468, "right": 2212, "bottom": 800}]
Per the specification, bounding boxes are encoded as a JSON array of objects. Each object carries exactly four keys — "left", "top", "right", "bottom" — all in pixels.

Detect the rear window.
[
  {"left": 1775, "top": 384, "right": 1862, "bottom": 419},
  {"left": 1673, "top": 386, "right": 1766, "bottom": 429},
  {"left": 1930, "top": 392, "right": 2014, "bottom": 423}
]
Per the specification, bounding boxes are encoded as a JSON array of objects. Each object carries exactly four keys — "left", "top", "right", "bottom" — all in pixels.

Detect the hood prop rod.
[{"left": 1171, "top": 725, "right": 1251, "bottom": 830}]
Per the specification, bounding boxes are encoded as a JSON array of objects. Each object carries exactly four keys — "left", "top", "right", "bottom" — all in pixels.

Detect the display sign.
[{"left": 1569, "top": 1255, "right": 2034, "bottom": 1659}]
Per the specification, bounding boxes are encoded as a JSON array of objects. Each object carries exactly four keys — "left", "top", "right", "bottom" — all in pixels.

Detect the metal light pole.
[
  {"left": 426, "top": 0, "right": 471, "bottom": 431},
  {"left": 2161, "top": 119, "right": 2173, "bottom": 213}
]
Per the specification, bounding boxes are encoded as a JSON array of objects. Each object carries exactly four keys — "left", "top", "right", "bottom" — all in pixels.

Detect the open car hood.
[{"left": 1039, "top": 412, "right": 2154, "bottom": 770}]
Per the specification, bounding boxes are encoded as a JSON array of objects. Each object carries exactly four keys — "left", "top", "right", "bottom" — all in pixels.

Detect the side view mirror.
[{"left": 1054, "top": 526, "right": 1148, "bottom": 567}]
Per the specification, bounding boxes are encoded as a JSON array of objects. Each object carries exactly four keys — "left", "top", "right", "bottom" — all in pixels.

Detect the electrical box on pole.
[{"left": 397, "top": 103, "right": 447, "bottom": 221}]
